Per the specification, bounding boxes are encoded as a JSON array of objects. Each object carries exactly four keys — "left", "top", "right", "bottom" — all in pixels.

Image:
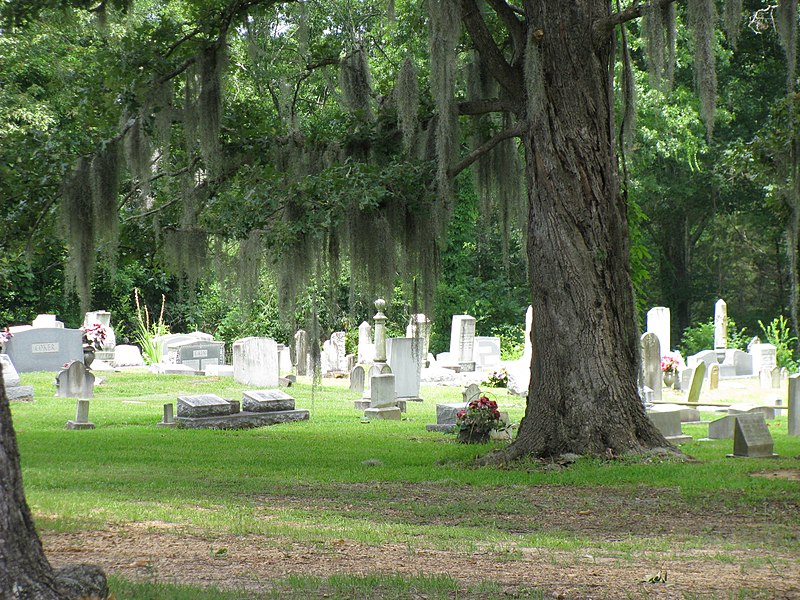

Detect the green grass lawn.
[{"left": 10, "top": 370, "right": 800, "bottom": 599}]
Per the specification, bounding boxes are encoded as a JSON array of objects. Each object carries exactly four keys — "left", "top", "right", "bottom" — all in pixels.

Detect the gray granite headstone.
[
  {"left": 789, "top": 374, "right": 800, "bottom": 437},
  {"left": 55, "top": 361, "right": 95, "bottom": 399},
  {"left": 686, "top": 361, "right": 706, "bottom": 403},
  {"left": 175, "top": 340, "right": 225, "bottom": 371},
  {"left": 708, "top": 415, "right": 737, "bottom": 439},
  {"left": 462, "top": 383, "right": 482, "bottom": 404},
  {"left": 177, "top": 394, "right": 231, "bottom": 418},
  {"left": 727, "top": 403, "right": 775, "bottom": 420},
  {"left": 4, "top": 327, "right": 83, "bottom": 372},
  {"left": 349, "top": 364, "right": 366, "bottom": 393},
  {"left": 732, "top": 413, "right": 775, "bottom": 458},
  {"left": 647, "top": 409, "right": 691, "bottom": 443},
  {"left": 0, "top": 354, "right": 21, "bottom": 387},
  {"left": 370, "top": 373, "right": 396, "bottom": 408},
  {"left": 241, "top": 389, "right": 295, "bottom": 412},
  {"left": 233, "top": 337, "right": 278, "bottom": 387}
]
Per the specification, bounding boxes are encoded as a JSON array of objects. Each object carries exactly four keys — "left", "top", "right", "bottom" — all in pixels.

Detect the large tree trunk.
[
  {"left": 0, "top": 364, "right": 63, "bottom": 598},
  {"left": 0, "top": 364, "right": 108, "bottom": 599},
  {"left": 499, "top": 1, "right": 668, "bottom": 458}
]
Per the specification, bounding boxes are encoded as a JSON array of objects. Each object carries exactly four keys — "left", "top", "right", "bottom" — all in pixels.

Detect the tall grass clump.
[
  {"left": 759, "top": 315, "right": 798, "bottom": 370},
  {"left": 133, "top": 288, "right": 169, "bottom": 364}
]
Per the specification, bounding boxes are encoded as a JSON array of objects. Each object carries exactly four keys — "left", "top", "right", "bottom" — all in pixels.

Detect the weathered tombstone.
[
  {"left": 679, "top": 366, "right": 694, "bottom": 391},
  {"left": 426, "top": 402, "right": 468, "bottom": 433},
  {"left": 474, "top": 336, "right": 502, "bottom": 369},
  {"left": 462, "top": 383, "right": 482, "bottom": 404},
  {"left": 157, "top": 403, "right": 175, "bottom": 427},
  {"left": 4, "top": 327, "right": 83, "bottom": 372},
  {"left": 241, "top": 389, "right": 296, "bottom": 412},
  {"left": 330, "top": 331, "right": 347, "bottom": 371},
  {"left": 55, "top": 361, "right": 95, "bottom": 399},
  {"left": 449, "top": 315, "right": 477, "bottom": 372},
  {"left": 640, "top": 332, "right": 662, "bottom": 403},
  {"left": 176, "top": 394, "right": 231, "bottom": 418},
  {"left": 686, "top": 361, "right": 706, "bottom": 403},
  {"left": 646, "top": 306, "right": 671, "bottom": 356},
  {"left": 350, "top": 364, "right": 366, "bottom": 393},
  {"left": 233, "top": 337, "right": 278, "bottom": 387},
  {"left": 708, "top": 415, "right": 737, "bottom": 439},
  {"left": 781, "top": 367, "right": 789, "bottom": 380},
  {"left": 759, "top": 368, "right": 772, "bottom": 389},
  {"left": 771, "top": 367, "right": 781, "bottom": 389},
  {"left": 750, "top": 343, "right": 777, "bottom": 377},
  {"left": 0, "top": 354, "right": 34, "bottom": 402},
  {"left": 65, "top": 399, "right": 95, "bottom": 430},
  {"left": 728, "top": 349, "right": 753, "bottom": 377},
  {"left": 113, "top": 344, "right": 144, "bottom": 367},
  {"left": 731, "top": 413, "right": 776, "bottom": 458},
  {"left": 156, "top": 332, "right": 214, "bottom": 364},
  {"left": 789, "top": 375, "right": 800, "bottom": 437},
  {"left": 646, "top": 409, "right": 691, "bottom": 443},
  {"left": 277, "top": 344, "right": 293, "bottom": 374},
  {"left": 386, "top": 337, "right": 422, "bottom": 402},
  {"left": 294, "top": 329, "right": 308, "bottom": 376},
  {"left": 708, "top": 363, "right": 720, "bottom": 390},
  {"left": 365, "top": 373, "right": 401, "bottom": 420},
  {"left": 687, "top": 350, "right": 718, "bottom": 374},
  {"left": 357, "top": 321, "right": 375, "bottom": 364},
  {"left": 406, "top": 314, "right": 431, "bottom": 361},
  {"left": 713, "top": 299, "right": 728, "bottom": 356}
]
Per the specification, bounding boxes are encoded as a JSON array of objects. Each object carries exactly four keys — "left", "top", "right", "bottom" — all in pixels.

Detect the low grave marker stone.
[{"left": 730, "top": 413, "right": 776, "bottom": 458}]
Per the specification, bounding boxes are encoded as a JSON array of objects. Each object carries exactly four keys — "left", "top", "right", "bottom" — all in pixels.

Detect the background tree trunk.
[
  {"left": 0, "top": 364, "right": 63, "bottom": 599},
  {"left": 501, "top": 1, "right": 668, "bottom": 458}
]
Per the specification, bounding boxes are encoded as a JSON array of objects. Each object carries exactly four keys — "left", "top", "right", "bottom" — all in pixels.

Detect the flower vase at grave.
[
  {"left": 457, "top": 427, "right": 490, "bottom": 444},
  {"left": 663, "top": 371, "right": 676, "bottom": 388},
  {"left": 83, "top": 345, "right": 96, "bottom": 369}
]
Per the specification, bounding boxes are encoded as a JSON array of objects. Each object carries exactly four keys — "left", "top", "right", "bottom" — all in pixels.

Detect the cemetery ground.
[{"left": 10, "top": 371, "right": 800, "bottom": 599}]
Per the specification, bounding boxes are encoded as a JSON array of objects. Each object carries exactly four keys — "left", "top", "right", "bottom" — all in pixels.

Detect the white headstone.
[
  {"left": 32, "top": 314, "right": 63, "bottom": 328},
  {"left": 646, "top": 307, "right": 670, "bottom": 355},
  {"left": 750, "top": 343, "right": 777, "bottom": 376},
  {"left": 386, "top": 337, "right": 422, "bottom": 400},
  {"left": 449, "top": 315, "right": 476, "bottom": 370},
  {"left": 474, "top": 336, "right": 502, "bottom": 369},
  {"left": 113, "top": 344, "right": 144, "bottom": 367},
  {"left": 369, "top": 373, "right": 396, "bottom": 408},
  {"left": 83, "top": 310, "right": 116, "bottom": 351},
  {"left": 714, "top": 299, "right": 728, "bottom": 350},
  {"left": 232, "top": 337, "right": 278, "bottom": 387},
  {"left": 405, "top": 314, "right": 431, "bottom": 359},
  {"left": 357, "top": 321, "right": 375, "bottom": 363}
]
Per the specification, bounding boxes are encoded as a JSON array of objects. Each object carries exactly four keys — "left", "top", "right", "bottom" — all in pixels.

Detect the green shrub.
[
  {"left": 758, "top": 315, "right": 798, "bottom": 371},
  {"left": 679, "top": 317, "right": 747, "bottom": 358}
]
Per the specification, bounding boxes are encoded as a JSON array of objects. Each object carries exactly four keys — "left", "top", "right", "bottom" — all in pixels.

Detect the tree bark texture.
[
  {"left": 491, "top": 1, "right": 668, "bottom": 458},
  {"left": 0, "top": 364, "right": 63, "bottom": 598}
]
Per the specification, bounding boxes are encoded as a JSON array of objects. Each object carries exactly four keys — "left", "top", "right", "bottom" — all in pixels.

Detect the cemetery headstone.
[
  {"left": 177, "top": 394, "right": 232, "bottom": 418},
  {"left": 771, "top": 367, "right": 781, "bottom": 389},
  {"left": 65, "top": 399, "right": 95, "bottom": 430},
  {"left": 113, "top": 344, "right": 144, "bottom": 367},
  {"left": 365, "top": 373, "right": 401, "bottom": 420},
  {"left": 426, "top": 402, "right": 468, "bottom": 433},
  {"left": 708, "top": 363, "right": 720, "bottom": 390},
  {"left": 731, "top": 413, "right": 776, "bottom": 458},
  {"left": 728, "top": 403, "right": 776, "bottom": 420},
  {"left": 241, "top": 389, "right": 296, "bottom": 412},
  {"left": 83, "top": 310, "right": 116, "bottom": 361},
  {"left": 386, "top": 337, "right": 423, "bottom": 401},
  {"left": 357, "top": 321, "right": 375, "bottom": 364},
  {"left": 646, "top": 306, "right": 671, "bottom": 356},
  {"left": 759, "top": 368, "right": 772, "bottom": 389},
  {"left": 0, "top": 354, "right": 34, "bottom": 402},
  {"left": 350, "top": 364, "right": 366, "bottom": 393},
  {"left": 640, "top": 332, "right": 662, "bottom": 403},
  {"left": 474, "top": 337, "right": 501, "bottom": 369},
  {"left": 708, "top": 415, "right": 737, "bottom": 439},
  {"left": 32, "top": 314, "right": 63, "bottom": 328},
  {"left": 175, "top": 340, "right": 225, "bottom": 371},
  {"left": 406, "top": 314, "right": 431, "bottom": 361},
  {"left": 679, "top": 367, "right": 694, "bottom": 392},
  {"left": 789, "top": 374, "right": 800, "bottom": 437},
  {"left": 646, "top": 409, "right": 691, "bottom": 444},
  {"left": 449, "top": 315, "right": 477, "bottom": 372},
  {"left": 686, "top": 361, "right": 706, "bottom": 403},
  {"left": 714, "top": 299, "right": 728, "bottom": 354},
  {"left": 4, "top": 327, "right": 83, "bottom": 372},
  {"left": 55, "top": 361, "right": 95, "bottom": 399},
  {"left": 750, "top": 343, "right": 777, "bottom": 377},
  {"left": 462, "top": 383, "right": 482, "bottom": 404},
  {"left": 294, "top": 329, "right": 309, "bottom": 376},
  {"left": 233, "top": 337, "right": 278, "bottom": 387},
  {"left": 330, "top": 331, "right": 346, "bottom": 371}
]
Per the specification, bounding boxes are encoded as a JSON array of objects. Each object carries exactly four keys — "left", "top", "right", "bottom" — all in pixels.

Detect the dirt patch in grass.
[
  {"left": 43, "top": 483, "right": 800, "bottom": 599},
  {"left": 752, "top": 469, "right": 800, "bottom": 481}
]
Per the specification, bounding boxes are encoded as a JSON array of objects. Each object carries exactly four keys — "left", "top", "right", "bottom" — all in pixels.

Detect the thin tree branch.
[
  {"left": 448, "top": 122, "right": 524, "bottom": 178},
  {"left": 461, "top": 0, "right": 523, "bottom": 100},
  {"left": 593, "top": 0, "right": 675, "bottom": 41},
  {"left": 485, "top": 0, "right": 524, "bottom": 54}
]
